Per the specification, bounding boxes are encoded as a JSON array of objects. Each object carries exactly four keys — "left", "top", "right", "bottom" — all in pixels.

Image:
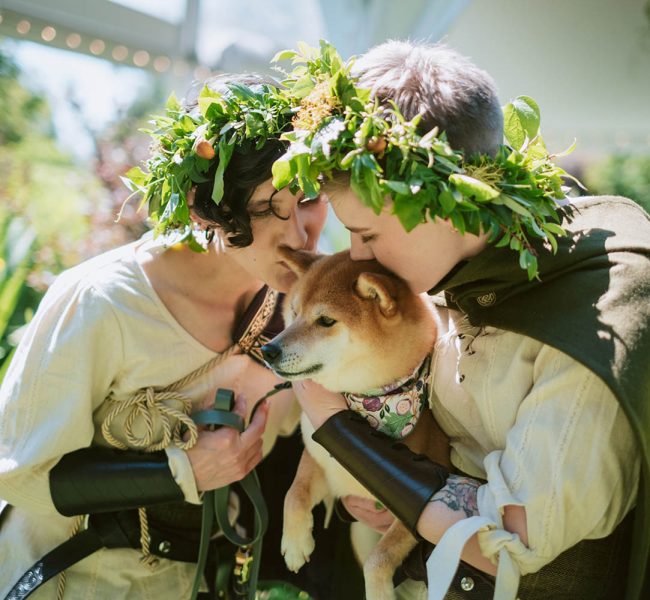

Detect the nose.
[
  {"left": 349, "top": 233, "right": 374, "bottom": 260},
  {"left": 282, "top": 206, "right": 309, "bottom": 251},
  {"left": 261, "top": 342, "right": 282, "bottom": 364}
]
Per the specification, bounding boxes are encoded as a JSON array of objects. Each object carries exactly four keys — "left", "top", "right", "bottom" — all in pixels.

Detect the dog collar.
[{"left": 342, "top": 355, "right": 431, "bottom": 439}]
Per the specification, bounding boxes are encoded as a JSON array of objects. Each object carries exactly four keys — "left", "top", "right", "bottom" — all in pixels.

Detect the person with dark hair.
[
  {"left": 278, "top": 41, "right": 649, "bottom": 600},
  {"left": 0, "top": 74, "right": 330, "bottom": 598}
]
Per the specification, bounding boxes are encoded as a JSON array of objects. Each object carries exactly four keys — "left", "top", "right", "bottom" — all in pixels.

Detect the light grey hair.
[{"left": 352, "top": 40, "right": 503, "bottom": 157}]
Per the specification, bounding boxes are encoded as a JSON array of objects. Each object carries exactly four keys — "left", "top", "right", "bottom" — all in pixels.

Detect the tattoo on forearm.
[{"left": 431, "top": 475, "right": 480, "bottom": 518}]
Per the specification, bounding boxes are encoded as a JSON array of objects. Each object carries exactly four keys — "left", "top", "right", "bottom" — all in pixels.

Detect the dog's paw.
[{"left": 281, "top": 528, "right": 315, "bottom": 573}]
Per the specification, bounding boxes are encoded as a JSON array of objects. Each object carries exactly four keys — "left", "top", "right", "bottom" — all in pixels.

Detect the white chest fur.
[{"left": 300, "top": 413, "right": 374, "bottom": 501}]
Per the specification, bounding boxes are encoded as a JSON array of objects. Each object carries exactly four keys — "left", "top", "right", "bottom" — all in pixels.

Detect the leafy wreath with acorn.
[
  {"left": 124, "top": 40, "right": 579, "bottom": 279},
  {"left": 271, "top": 41, "right": 580, "bottom": 280},
  {"left": 122, "top": 81, "right": 296, "bottom": 250}
]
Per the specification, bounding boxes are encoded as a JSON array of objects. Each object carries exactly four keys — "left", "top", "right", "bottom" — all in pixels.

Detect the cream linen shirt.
[
  {"left": 423, "top": 305, "right": 640, "bottom": 599},
  {"left": 0, "top": 235, "right": 297, "bottom": 599}
]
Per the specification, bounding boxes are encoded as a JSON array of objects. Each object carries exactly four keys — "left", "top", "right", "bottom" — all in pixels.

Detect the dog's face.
[{"left": 262, "top": 249, "right": 436, "bottom": 394}]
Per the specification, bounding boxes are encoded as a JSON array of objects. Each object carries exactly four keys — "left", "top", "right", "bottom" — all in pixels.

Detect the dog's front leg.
[
  {"left": 281, "top": 449, "right": 329, "bottom": 573},
  {"left": 363, "top": 519, "right": 418, "bottom": 600}
]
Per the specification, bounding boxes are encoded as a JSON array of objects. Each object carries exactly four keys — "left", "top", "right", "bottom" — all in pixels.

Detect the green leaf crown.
[
  {"left": 122, "top": 80, "right": 294, "bottom": 250},
  {"left": 271, "top": 41, "right": 580, "bottom": 279},
  {"left": 123, "top": 40, "right": 578, "bottom": 278}
]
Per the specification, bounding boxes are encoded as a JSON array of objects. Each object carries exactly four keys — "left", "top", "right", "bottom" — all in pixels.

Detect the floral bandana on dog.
[{"left": 342, "top": 355, "right": 431, "bottom": 439}]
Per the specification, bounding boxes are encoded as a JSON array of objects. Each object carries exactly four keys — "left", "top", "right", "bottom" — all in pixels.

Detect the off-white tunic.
[
  {"left": 422, "top": 305, "right": 640, "bottom": 598},
  {"left": 0, "top": 236, "right": 296, "bottom": 599}
]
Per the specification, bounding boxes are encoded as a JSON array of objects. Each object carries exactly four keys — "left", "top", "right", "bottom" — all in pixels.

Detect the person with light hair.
[{"left": 287, "top": 40, "right": 649, "bottom": 600}]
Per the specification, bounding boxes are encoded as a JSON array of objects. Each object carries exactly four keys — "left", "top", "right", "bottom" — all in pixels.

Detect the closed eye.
[{"left": 315, "top": 315, "right": 337, "bottom": 327}]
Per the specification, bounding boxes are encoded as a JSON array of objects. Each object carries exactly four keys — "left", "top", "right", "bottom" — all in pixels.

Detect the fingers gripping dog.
[{"left": 262, "top": 248, "right": 450, "bottom": 600}]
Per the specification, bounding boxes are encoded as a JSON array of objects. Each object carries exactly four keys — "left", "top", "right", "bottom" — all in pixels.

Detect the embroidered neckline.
[{"left": 343, "top": 355, "right": 431, "bottom": 439}]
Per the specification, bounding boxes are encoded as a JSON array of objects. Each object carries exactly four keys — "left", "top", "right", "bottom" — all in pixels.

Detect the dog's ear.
[
  {"left": 278, "top": 247, "right": 321, "bottom": 276},
  {"left": 355, "top": 272, "right": 398, "bottom": 317}
]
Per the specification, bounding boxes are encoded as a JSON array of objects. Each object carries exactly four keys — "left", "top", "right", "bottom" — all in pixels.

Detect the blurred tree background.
[
  {"left": 584, "top": 155, "right": 650, "bottom": 214},
  {"left": 0, "top": 46, "right": 155, "bottom": 376}
]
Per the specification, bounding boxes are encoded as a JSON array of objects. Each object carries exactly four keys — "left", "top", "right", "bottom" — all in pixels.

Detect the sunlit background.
[{"left": 1, "top": 0, "right": 650, "bottom": 371}]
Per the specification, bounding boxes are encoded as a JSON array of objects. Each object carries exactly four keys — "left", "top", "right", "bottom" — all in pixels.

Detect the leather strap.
[
  {"left": 189, "top": 388, "right": 269, "bottom": 600},
  {"left": 5, "top": 528, "right": 103, "bottom": 600},
  {"left": 4, "top": 510, "right": 141, "bottom": 600},
  {"left": 312, "top": 410, "right": 449, "bottom": 536}
]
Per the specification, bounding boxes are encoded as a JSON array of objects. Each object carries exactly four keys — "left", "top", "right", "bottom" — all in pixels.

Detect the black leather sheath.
[
  {"left": 312, "top": 410, "right": 449, "bottom": 535},
  {"left": 49, "top": 446, "right": 184, "bottom": 516}
]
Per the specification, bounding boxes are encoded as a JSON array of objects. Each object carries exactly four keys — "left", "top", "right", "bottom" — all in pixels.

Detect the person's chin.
[{"left": 272, "top": 270, "right": 297, "bottom": 293}]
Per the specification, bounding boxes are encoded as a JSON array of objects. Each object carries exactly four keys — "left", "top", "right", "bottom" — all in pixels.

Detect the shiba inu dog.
[{"left": 262, "top": 249, "right": 450, "bottom": 600}]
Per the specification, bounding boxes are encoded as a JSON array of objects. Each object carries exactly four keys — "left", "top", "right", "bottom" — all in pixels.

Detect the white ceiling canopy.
[{"left": 0, "top": 0, "right": 470, "bottom": 76}]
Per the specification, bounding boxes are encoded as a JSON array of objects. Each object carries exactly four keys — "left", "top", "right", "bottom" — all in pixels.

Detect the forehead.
[
  {"left": 249, "top": 178, "right": 276, "bottom": 203},
  {"left": 329, "top": 188, "right": 386, "bottom": 229}
]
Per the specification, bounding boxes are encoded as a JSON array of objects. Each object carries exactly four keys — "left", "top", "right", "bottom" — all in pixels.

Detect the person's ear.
[
  {"left": 354, "top": 272, "right": 398, "bottom": 317},
  {"left": 278, "top": 247, "right": 322, "bottom": 276}
]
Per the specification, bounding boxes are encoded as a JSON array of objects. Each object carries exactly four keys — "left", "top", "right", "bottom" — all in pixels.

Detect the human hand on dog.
[
  {"left": 186, "top": 393, "right": 268, "bottom": 491},
  {"left": 342, "top": 495, "right": 395, "bottom": 533},
  {"left": 292, "top": 380, "right": 347, "bottom": 429}
]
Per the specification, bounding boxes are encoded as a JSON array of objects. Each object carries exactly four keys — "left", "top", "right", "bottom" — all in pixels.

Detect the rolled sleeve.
[
  {"left": 165, "top": 446, "right": 201, "bottom": 505},
  {"left": 475, "top": 344, "right": 639, "bottom": 576}
]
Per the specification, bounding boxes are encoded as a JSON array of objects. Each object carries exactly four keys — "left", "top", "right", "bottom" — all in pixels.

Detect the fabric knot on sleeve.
[{"left": 426, "top": 516, "right": 521, "bottom": 600}]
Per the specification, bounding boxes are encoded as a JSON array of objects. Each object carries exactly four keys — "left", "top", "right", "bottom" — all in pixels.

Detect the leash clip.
[{"left": 234, "top": 545, "right": 254, "bottom": 583}]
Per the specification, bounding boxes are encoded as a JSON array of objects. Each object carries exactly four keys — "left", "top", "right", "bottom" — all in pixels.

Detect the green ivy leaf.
[
  {"left": 384, "top": 180, "right": 411, "bottom": 195},
  {"left": 503, "top": 96, "right": 540, "bottom": 150},
  {"left": 393, "top": 193, "right": 426, "bottom": 231},
  {"left": 212, "top": 139, "right": 234, "bottom": 204},
  {"left": 449, "top": 174, "right": 500, "bottom": 201},
  {"left": 271, "top": 49, "right": 297, "bottom": 63}
]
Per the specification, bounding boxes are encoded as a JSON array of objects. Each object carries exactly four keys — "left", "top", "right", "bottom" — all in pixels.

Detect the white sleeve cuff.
[
  {"left": 165, "top": 445, "right": 201, "bottom": 505},
  {"left": 426, "top": 516, "right": 521, "bottom": 600},
  {"left": 478, "top": 450, "right": 555, "bottom": 576}
]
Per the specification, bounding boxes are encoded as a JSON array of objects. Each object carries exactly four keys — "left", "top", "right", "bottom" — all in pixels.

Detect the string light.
[
  {"left": 16, "top": 20, "right": 31, "bottom": 34},
  {"left": 112, "top": 45, "right": 128, "bottom": 61},
  {"left": 2, "top": 16, "right": 201, "bottom": 74},
  {"left": 89, "top": 39, "right": 106, "bottom": 55},
  {"left": 133, "top": 50, "right": 150, "bottom": 67},
  {"left": 153, "top": 55, "right": 171, "bottom": 72},
  {"left": 66, "top": 33, "right": 81, "bottom": 48},
  {"left": 40, "top": 26, "right": 56, "bottom": 42}
]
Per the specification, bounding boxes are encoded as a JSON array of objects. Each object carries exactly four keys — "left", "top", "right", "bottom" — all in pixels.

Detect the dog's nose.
[{"left": 261, "top": 342, "right": 282, "bottom": 364}]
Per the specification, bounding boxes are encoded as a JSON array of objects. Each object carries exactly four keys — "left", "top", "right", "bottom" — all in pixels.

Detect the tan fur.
[{"left": 267, "top": 249, "right": 450, "bottom": 600}]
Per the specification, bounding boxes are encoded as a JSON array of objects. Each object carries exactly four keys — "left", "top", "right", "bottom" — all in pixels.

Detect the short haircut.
[
  {"left": 181, "top": 74, "right": 286, "bottom": 247},
  {"left": 352, "top": 40, "right": 503, "bottom": 157}
]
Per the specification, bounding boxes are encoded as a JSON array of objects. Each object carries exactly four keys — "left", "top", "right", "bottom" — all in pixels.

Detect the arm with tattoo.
[
  {"left": 430, "top": 474, "right": 481, "bottom": 518},
  {"left": 416, "top": 475, "right": 528, "bottom": 576}
]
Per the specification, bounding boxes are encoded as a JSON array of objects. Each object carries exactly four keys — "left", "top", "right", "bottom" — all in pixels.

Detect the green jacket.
[{"left": 429, "top": 196, "right": 650, "bottom": 599}]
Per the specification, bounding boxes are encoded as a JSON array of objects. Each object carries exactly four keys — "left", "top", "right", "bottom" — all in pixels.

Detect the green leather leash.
[{"left": 189, "top": 383, "right": 291, "bottom": 600}]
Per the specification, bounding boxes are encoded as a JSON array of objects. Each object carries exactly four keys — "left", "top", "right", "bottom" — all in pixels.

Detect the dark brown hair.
[{"left": 182, "top": 74, "right": 287, "bottom": 247}]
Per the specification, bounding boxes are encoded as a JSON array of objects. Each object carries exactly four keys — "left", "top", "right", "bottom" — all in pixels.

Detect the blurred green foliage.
[
  {"left": 584, "top": 154, "right": 650, "bottom": 214},
  {"left": 0, "top": 47, "right": 102, "bottom": 375}
]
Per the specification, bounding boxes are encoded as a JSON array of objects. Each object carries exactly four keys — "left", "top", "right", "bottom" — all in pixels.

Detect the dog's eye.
[{"left": 316, "top": 315, "right": 337, "bottom": 327}]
